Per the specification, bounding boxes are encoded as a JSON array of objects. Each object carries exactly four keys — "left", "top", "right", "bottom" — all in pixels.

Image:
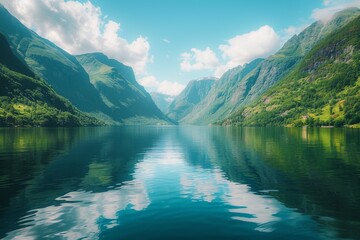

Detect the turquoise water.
[{"left": 0, "top": 126, "right": 359, "bottom": 239}]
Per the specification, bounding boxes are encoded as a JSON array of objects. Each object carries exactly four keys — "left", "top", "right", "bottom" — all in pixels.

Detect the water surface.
[{"left": 0, "top": 126, "right": 359, "bottom": 239}]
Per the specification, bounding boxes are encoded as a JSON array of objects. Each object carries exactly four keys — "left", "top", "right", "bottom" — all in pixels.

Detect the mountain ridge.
[
  {"left": 0, "top": 4, "right": 173, "bottom": 125},
  {"left": 221, "top": 13, "right": 360, "bottom": 127},
  {"left": 181, "top": 8, "right": 360, "bottom": 125},
  {"left": 76, "top": 53, "right": 173, "bottom": 125},
  {"left": 0, "top": 33, "right": 101, "bottom": 126}
]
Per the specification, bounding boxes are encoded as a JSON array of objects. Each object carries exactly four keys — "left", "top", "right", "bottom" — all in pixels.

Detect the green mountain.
[
  {"left": 150, "top": 92, "right": 174, "bottom": 113},
  {"left": 0, "top": 4, "right": 107, "bottom": 113},
  {"left": 76, "top": 53, "right": 172, "bottom": 125},
  {"left": 0, "top": 33, "right": 101, "bottom": 127},
  {"left": 167, "top": 78, "right": 216, "bottom": 122},
  {"left": 222, "top": 13, "right": 360, "bottom": 127},
  {"left": 182, "top": 8, "right": 360, "bottom": 125},
  {"left": 181, "top": 60, "right": 263, "bottom": 124},
  {"left": 0, "top": 4, "right": 172, "bottom": 125}
]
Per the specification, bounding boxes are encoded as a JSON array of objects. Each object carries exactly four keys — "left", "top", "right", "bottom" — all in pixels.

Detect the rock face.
[
  {"left": 166, "top": 78, "right": 216, "bottom": 122},
  {"left": 0, "top": 4, "right": 173, "bottom": 125},
  {"left": 181, "top": 8, "right": 360, "bottom": 125},
  {"left": 76, "top": 53, "right": 171, "bottom": 125},
  {"left": 222, "top": 13, "right": 360, "bottom": 127}
]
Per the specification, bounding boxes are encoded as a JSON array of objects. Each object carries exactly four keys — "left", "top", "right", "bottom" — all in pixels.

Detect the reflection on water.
[{"left": 0, "top": 126, "right": 359, "bottom": 239}]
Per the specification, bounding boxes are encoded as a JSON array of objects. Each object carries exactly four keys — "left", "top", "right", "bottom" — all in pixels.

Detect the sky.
[{"left": 1, "top": 0, "right": 360, "bottom": 96}]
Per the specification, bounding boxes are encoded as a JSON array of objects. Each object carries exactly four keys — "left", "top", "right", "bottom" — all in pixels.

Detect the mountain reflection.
[{"left": 1, "top": 126, "right": 359, "bottom": 239}]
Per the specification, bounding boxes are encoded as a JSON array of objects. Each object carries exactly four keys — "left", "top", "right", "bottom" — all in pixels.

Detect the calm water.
[{"left": 0, "top": 126, "right": 360, "bottom": 240}]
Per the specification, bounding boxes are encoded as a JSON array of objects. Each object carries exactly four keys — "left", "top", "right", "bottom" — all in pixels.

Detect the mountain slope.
[
  {"left": 166, "top": 78, "right": 216, "bottom": 122},
  {"left": 222, "top": 14, "right": 360, "bottom": 127},
  {"left": 150, "top": 92, "right": 174, "bottom": 113},
  {"left": 0, "top": 4, "right": 172, "bottom": 125},
  {"left": 0, "top": 4, "right": 107, "bottom": 113},
  {"left": 182, "top": 8, "right": 360, "bottom": 125},
  {"left": 0, "top": 33, "right": 101, "bottom": 127},
  {"left": 76, "top": 53, "right": 172, "bottom": 125},
  {"left": 181, "top": 60, "right": 263, "bottom": 124}
]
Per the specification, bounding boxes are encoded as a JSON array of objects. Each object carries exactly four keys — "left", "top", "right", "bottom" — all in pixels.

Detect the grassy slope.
[
  {"left": 222, "top": 15, "right": 360, "bottom": 127},
  {"left": 182, "top": 8, "right": 360, "bottom": 125},
  {"left": 0, "top": 5, "right": 107, "bottom": 114},
  {"left": 0, "top": 65, "right": 102, "bottom": 127},
  {"left": 0, "top": 34, "right": 101, "bottom": 127}
]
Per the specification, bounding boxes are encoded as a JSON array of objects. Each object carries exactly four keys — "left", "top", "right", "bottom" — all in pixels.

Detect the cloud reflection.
[
  {"left": 6, "top": 134, "right": 308, "bottom": 239},
  {"left": 179, "top": 167, "right": 285, "bottom": 230},
  {"left": 5, "top": 168, "right": 150, "bottom": 239}
]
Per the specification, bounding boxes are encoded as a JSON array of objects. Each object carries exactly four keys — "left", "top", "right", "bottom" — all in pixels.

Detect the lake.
[{"left": 0, "top": 126, "right": 359, "bottom": 239}]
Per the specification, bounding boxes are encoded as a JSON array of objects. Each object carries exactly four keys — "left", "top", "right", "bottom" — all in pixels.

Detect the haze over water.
[{"left": 0, "top": 126, "right": 359, "bottom": 239}]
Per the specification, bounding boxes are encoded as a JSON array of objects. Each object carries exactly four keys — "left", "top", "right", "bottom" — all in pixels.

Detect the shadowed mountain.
[
  {"left": 0, "top": 4, "right": 173, "bottom": 125},
  {"left": 0, "top": 4, "right": 107, "bottom": 113},
  {"left": 76, "top": 53, "right": 173, "bottom": 125},
  {"left": 0, "top": 33, "right": 101, "bottom": 126}
]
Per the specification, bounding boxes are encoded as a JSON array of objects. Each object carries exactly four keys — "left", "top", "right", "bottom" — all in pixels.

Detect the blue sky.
[{"left": 1, "top": 0, "right": 360, "bottom": 95}]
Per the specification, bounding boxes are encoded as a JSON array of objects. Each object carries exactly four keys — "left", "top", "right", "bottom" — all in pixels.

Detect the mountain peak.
[{"left": 76, "top": 52, "right": 137, "bottom": 84}]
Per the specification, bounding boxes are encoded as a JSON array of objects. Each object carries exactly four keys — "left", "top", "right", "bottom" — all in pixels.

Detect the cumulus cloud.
[
  {"left": 139, "top": 75, "right": 185, "bottom": 96},
  {"left": 312, "top": 0, "right": 360, "bottom": 22},
  {"left": 0, "top": 0, "right": 152, "bottom": 74},
  {"left": 180, "top": 25, "right": 281, "bottom": 77},
  {"left": 219, "top": 25, "right": 280, "bottom": 70},
  {"left": 180, "top": 47, "right": 220, "bottom": 72}
]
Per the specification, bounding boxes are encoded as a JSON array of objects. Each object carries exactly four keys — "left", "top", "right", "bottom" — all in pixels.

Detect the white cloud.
[
  {"left": 312, "top": 0, "right": 360, "bottom": 22},
  {"left": 213, "top": 65, "right": 231, "bottom": 78},
  {"left": 139, "top": 75, "right": 185, "bottom": 96},
  {"left": 218, "top": 25, "right": 280, "bottom": 71},
  {"left": 0, "top": 0, "right": 152, "bottom": 74},
  {"left": 180, "top": 47, "right": 220, "bottom": 72},
  {"left": 179, "top": 25, "right": 281, "bottom": 78},
  {"left": 280, "top": 24, "right": 309, "bottom": 43},
  {"left": 284, "top": 26, "right": 301, "bottom": 36}
]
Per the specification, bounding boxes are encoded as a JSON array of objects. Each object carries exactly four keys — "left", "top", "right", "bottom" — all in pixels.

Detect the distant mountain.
[
  {"left": 182, "top": 8, "right": 360, "bottom": 125},
  {"left": 0, "top": 33, "right": 101, "bottom": 127},
  {"left": 76, "top": 53, "right": 172, "bottom": 125},
  {"left": 0, "top": 4, "right": 172, "bottom": 125},
  {"left": 222, "top": 13, "right": 360, "bottom": 127},
  {"left": 181, "top": 61, "right": 262, "bottom": 124},
  {"left": 150, "top": 92, "right": 174, "bottom": 113},
  {"left": 167, "top": 78, "right": 216, "bottom": 122}
]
